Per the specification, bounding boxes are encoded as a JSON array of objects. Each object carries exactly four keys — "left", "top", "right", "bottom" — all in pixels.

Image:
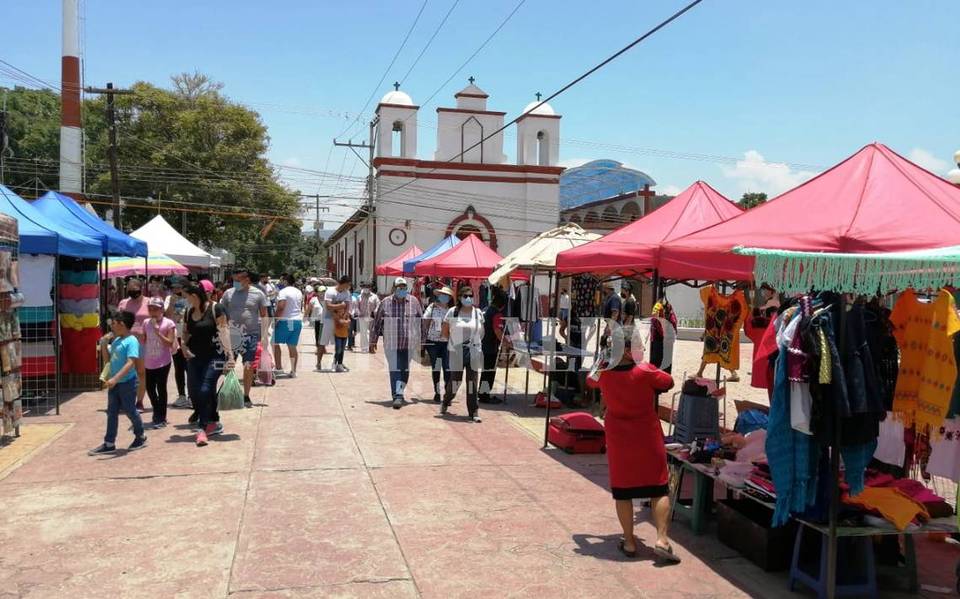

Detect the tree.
[
  {"left": 0, "top": 76, "right": 305, "bottom": 274},
  {"left": 738, "top": 192, "right": 767, "bottom": 210}
]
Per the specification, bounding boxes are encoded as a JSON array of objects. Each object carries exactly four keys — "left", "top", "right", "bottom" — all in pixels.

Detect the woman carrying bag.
[
  {"left": 422, "top": 285, "right": 453, "bottom": 403},
  {"left": 181, "top": 283, "right": 234, "bottom": 447},
  {"left": 442, "top": 286, "right": 485, "bottom": 422}
]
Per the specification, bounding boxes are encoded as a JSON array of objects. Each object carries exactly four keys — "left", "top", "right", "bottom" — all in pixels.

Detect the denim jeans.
[
  {"left": 425, "top": 341, "right": 451, "bottom": 397},
  {"left": 105, "top": 379, "right": 143, "bottom": 444},
  {"left": 385, "top": 348, "right": 411, "bottom": 399},
  {"left": 187, "top": 354, "right": 224, "bottom": 428},
  {"left": 334, "top": 336, "right": 347, "bottom": 365}
]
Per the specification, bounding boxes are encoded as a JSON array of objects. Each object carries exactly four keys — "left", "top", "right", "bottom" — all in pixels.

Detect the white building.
[{"left": 325, "top": 81, "right": 563, "bottom": 290}]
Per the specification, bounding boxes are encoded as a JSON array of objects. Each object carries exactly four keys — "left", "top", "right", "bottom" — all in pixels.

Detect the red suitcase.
[{"left": 548, "top": 412, "right": 605, "bottom": 454}]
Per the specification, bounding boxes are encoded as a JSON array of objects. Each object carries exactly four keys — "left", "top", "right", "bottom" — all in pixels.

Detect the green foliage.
[
  {"left": 0, "top": 75, "right": 307, "bottom": 274},
  {"left": 737, "top": 192, "right": 768, "bottom": 210}
]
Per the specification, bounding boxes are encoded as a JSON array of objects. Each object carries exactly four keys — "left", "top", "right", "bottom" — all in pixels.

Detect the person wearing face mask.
[
  {"left": 165, "top": 276, "right": 191, "bottom": 409},
  {"left": 320, "top": 276, "right": 353, "bottom": 372},
  {"left": 118, "top": 278, "right": 151, "bottom": 411},
  {"left": 371, "top": 277, "right": 423, "bottom": 408},
  {"left": 422, "top": 285, "right": 454, "bottom": 403},
  {"left": 442, "top": 286, "right": 485, "bottom": 422},
  {"left": 220, "top": 267, "right": 270, "bottom": 407},
  {"left": 355, "top": 282, "right": 380, "bottom": 353}
]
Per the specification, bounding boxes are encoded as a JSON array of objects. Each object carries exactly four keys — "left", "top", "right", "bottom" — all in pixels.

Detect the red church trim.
[{"left": 446, "top": 207, "right": 498, "bottom": 252}]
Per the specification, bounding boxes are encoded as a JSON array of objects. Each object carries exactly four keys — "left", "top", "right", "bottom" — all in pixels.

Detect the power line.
[
  {"left": 336, "top": 0, "right": 431, "bottom": 140},
  {"left": 398, "top": 0, "right": 461, "bottom": 86}
]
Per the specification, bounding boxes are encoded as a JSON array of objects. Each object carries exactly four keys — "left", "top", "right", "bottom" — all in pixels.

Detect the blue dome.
[{"left": 560, "top": 159, "right": 657, "bottom": 210}]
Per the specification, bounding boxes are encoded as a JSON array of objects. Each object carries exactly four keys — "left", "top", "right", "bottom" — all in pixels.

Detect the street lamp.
[{"left": 947, "top": 149, "right": 960, "bottom": 186}]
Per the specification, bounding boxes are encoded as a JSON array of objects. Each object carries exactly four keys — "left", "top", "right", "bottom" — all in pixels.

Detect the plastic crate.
[{"left": 673, "top": 393, "right": 719, "bottom": 443}]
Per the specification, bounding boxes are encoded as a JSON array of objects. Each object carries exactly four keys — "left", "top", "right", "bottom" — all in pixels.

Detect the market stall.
[
  {"left": 648, "top": 143, "right": 960, "bottom": 598},
  {"left": 0, "top": 214, "right": 23, "bottom": 444},
  {"left": 413, "top": 234, "right": 504, "bottom": 278},
  {"left": 402, "top": 235, "right": 461, "bottom": 274},
  {"left": 0, "top": 185, "right": 102, "bottom": 414},
  {"left": 376, "top": 245, "right": 422, "bottom": 276},
  {"left": 130, "top": 215, "right": 219, "bottom": 270},
  {"left": 33, "top": 191, "right": 149, "bottom": 387},
  {"left": 101, "top": 254, "right": 189, "bottom": 278}
]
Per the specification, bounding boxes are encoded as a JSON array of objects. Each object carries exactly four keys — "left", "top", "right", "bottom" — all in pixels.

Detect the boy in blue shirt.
[{"left": 89, "top": 311, "right": 147, "bottom": 455}]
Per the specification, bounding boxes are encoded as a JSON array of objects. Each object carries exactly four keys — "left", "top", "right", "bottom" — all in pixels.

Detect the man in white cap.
[{"left": 371, "top": 277, "right": 423, "bottom": 408}]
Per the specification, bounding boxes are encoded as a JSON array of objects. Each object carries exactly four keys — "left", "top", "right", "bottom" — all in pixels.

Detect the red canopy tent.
[
  {"left": 414, "top": 234, "right": 504, "bottom": 278},
  {"left": 555, "top": 180, "right": 742, "bottom": 276},
  {"left": 658, "top": 143, "right": 960, "bottom": 281},
  {"left": 375, "top": 245, "right": 423, "bottom": 276}
]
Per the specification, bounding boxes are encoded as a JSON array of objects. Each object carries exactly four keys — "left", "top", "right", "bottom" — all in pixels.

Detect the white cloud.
[
  {"left": 659, "top": 184, "right": 683, "bottom": 196},
  {"left": 908, "top": 148, "right": 948, "bottom": 174},
  {"left": 722, "top": 150, "right": 818, "bottom": 197}
]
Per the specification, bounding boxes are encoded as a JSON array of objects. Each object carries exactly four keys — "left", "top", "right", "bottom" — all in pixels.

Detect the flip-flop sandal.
[
  {"left": 617, "top": 540, "right": 637, "bottom": 558},
  {"left": 654, "top": 544, "right": 681, "bottom": 564}
]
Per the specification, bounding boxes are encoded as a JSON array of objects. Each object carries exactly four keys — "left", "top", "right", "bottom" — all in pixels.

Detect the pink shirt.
[
  {"left": 143, "top": 316, "right": 176, "bottom": 369},
  {"left": 118, "top": 296, "right": 151, "bottom": 337}
]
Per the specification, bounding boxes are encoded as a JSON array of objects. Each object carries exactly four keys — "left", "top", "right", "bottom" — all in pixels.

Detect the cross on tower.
[
  {"left": 468, "top": 76, "right": 475, "bottom": 85},
  {"left": 393, "top": 81, "right": 400, "bottom": 91},
  {"left": 535, "top": 92, "right": 542, "bottom": 102}
]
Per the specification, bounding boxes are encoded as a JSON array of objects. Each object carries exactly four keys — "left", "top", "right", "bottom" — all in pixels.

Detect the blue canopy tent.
[
  {"left": 402, "top": 235, "right": 462, "bottom": 274},
  {"left": 33, "top": 191, "right": 147, "bottom": 257},
  {"left": 0, "top": 186, "right": 101, "bottom": 258},
  {"left": 0, "top": 186, "right": 102, "bottom": 415}
]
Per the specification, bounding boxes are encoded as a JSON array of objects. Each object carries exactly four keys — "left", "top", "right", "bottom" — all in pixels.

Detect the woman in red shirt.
[{"left": 589, "top": 328, "right": 680, "bottom": 563}]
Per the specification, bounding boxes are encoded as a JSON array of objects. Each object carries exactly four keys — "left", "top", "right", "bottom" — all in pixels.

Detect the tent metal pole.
[
  {"left": 523, "top": 267, "right": 537, "bottom": 405},
  {"left": 54, "top": 263, "right": 61, "bottom": 415},
  {"left": 826, "top": 295, "right": 847, "bottom": 599},
  {"left": 543, "top": 269, "right": 560, "bottom": 448}
]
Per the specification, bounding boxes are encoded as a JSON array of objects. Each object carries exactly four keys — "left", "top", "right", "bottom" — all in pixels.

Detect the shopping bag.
[
  {"left": 257, "top": 343, "right": 275, "bottom": 386},
  {"left": 99, "top": 361, "right": 111, "bottom": 385},
  {"left": 217, "top": 370, "right": 244, "bottom": 410}
]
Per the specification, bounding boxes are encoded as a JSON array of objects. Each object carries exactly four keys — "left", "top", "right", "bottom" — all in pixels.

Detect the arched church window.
[
  {"left": 392, "top": 121, "right": 405, "bottom": 157},
  {"left": 536, "top": 131, "right": 549, "bottom": 166}
]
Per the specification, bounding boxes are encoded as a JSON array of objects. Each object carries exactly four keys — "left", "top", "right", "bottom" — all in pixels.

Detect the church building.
[{"left": 325, "top": 80, "right": 563, "bottom": 289}]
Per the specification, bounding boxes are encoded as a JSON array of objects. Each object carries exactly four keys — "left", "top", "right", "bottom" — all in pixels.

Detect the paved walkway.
[{"left": 0, "top": 340, "right": 956, "bottom": 597}]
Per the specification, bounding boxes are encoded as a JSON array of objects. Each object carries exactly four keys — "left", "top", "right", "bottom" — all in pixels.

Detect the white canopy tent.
[
  {"left": 488, "top": 223, "right": 601, "bottom": 283},
  {"left": 130, "top": 215, "right": 220, "bottom": 269}
]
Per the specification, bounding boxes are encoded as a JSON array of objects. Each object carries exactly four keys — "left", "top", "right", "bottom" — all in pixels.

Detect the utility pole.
[
  {"left": 0, "top": 102, "right": 8, "bottom": 185},
  {"left": 84, "top": 83, "right": 133, "bottom": 228},
  {"left": 333, "top": 130, "right": 377, "bottom": 283},
  {"left": 299, "top": 193, "right": 331, "bottom": 273}
]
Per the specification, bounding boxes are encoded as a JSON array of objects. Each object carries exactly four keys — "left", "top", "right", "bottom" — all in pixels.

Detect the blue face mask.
[
  {"left": 462, "top": 297, "right": 474, "bottom": 307},
  {"left": 437, "top": 294, "right": 450, "bottom": 305},
  {"left": 395, "top": 289, "right": 408, "bottom": 299},
  {"left": 233, "top": 281, "right": 242, "bottom": 291}
]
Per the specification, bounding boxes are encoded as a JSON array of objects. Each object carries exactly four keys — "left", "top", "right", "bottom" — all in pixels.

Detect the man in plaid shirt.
[{"left": 371, "top": 277, "right": 423, "bottom": 409}]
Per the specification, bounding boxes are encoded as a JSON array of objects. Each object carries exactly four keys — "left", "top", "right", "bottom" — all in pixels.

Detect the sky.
[{"left": 3, "top": 0, "right": 960, "bottom": 228}]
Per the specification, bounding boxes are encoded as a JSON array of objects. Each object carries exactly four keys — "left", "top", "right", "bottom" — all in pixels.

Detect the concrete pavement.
[{"left": 0, "top": 339, "right": 956, "bottom": 597}]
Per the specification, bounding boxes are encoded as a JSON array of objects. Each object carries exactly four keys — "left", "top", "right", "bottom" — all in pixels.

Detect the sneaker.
[
  {"left": 470, "top": 415, "right": 483, "bottom": 423},
  {"left": 188, "top": 412, "right": 199, "bottom": 425},
  {"left": 314, "top": 363, "right": 323, "bottom": 372},
  {"left": 441, "top": 400, "right": 450, "bottom": 415},
  {"left": 173, "top": 395, "right": 191, "bottom": 409},
  {"left": 135, "top": 401, "right": 145, "bottom": 413},
  {"left": 196, "top": 430, "right": 208, "bottom": 447},
  {"left": 146, "top": 421, "right": 167, "bottom": 430},
  {"left": 334, "top": 364, "right": 347, "bottom": 373},
  {"left": 205, "top": 422, "right": 224, "bottom": 437},
  {"left": 478, "top": 396, "right": 503, "bottom": 405},
  {"left": 433, "top": 393, "right": 441, "bottom": 404},
  {"left": 244, "top": 396, "right": 254, "bottom": 408},
  {"left": 128, "top": 436, "right": 147, "bottom": 451},
  {"left": 392, "top": 396, "right": 403, "bottom": 410},
  {"left": 88, "top": 443, "right": 116, "bottom": 456},
  {"left": 274, "top": 369, "right": 286, "bottom": 378},
  {"left": 289, "top": 371, "right": 297, "bottom": 379}
]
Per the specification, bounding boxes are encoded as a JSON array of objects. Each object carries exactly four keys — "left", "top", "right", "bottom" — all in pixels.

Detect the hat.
[
  {"left": 393, "top": 276, "right": 408, "bottom": 287},
  {"left": 147, "top": 297, "right": 164, "bottom": 308},
  {"left": 318, "top": 286, "right": 327, "bottom": 293},
  {"left": 200, "top": 279, "right": 214, "bottom": 294},
  {"left": 433, "top": 285, "right": 454, "bottom": 297},
  {"left": 305, "top": 285, "right": 314, "bottom": 293}
]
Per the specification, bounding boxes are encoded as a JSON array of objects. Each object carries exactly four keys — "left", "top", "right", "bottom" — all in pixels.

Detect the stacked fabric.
[
  {"left": 58, "top": 257, "right": 101, "bottom": 374},
  {"left": 19, "top": 255, "right": 56, "bottom": 379}
]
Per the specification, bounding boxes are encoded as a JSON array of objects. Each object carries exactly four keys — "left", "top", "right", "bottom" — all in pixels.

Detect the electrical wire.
[
  {"left": 336, "top": 0, "right": 431, "bottom": 140},
  {"left": 398, "top": 0, "right": 461, "bottom": 86}
]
